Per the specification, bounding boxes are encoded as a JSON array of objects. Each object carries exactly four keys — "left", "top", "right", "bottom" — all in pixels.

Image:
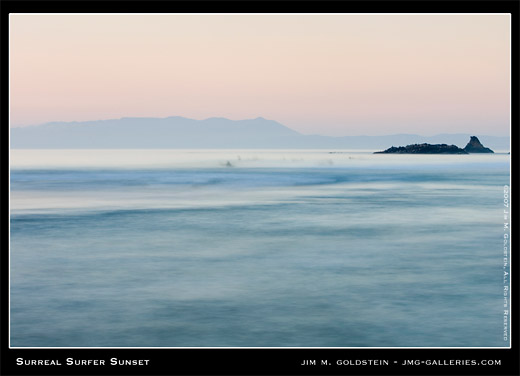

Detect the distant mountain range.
[{"left": 10, "top": 116, "right": 510, "bottom": 151}]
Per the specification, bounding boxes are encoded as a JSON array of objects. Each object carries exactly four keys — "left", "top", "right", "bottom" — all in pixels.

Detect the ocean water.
[{"left": 10, "top": 150, "right": 510, "bottom": 347}]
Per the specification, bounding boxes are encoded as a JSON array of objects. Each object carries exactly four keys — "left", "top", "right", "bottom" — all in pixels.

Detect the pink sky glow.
[{"left": 9, "top": 14, "right": 511, "bottom": 136}]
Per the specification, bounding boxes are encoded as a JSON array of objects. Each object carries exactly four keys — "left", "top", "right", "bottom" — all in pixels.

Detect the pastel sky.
[{"left": 10, "top": 14, "right": 510, "bottom": 136}]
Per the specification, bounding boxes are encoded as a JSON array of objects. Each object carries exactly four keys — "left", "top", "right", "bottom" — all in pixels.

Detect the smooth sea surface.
[{"left": 10, "top": 149, "right": 510, "bottom": 347}]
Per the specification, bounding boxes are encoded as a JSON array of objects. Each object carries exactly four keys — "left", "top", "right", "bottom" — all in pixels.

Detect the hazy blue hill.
[
  {"left": 10, "top": 116, "right": 304, "bottom": 149},
  {"left": 10, "top": 116, "right": 510, "bottom": 150}
]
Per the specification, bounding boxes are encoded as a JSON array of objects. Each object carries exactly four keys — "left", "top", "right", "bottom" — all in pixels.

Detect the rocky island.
[
  {"left": 374, "top": 143, "right": 468, "bottom": 154},
  {"left": 374, "top": 136, "right": 494, "bottom": 154},
  {"left": 463, "top": 136, "right": 494, "bottom": 153}
]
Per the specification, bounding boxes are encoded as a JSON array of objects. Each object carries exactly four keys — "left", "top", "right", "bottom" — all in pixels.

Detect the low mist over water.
[{"left": 10, "top": 150, "right": 510, "bottom": 347}]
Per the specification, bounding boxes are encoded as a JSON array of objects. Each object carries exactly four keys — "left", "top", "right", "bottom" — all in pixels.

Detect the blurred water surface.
[{"left": 10, "top": 150, "right": 510, "bottom": 347}]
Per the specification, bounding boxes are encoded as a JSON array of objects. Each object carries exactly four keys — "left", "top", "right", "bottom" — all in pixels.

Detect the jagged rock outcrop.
[
  {"left": 463, "top": 136, "right": 494, "bottom": 153},
  {"left": 374, "top": 143, "right": 468, "bottom": 154}
]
